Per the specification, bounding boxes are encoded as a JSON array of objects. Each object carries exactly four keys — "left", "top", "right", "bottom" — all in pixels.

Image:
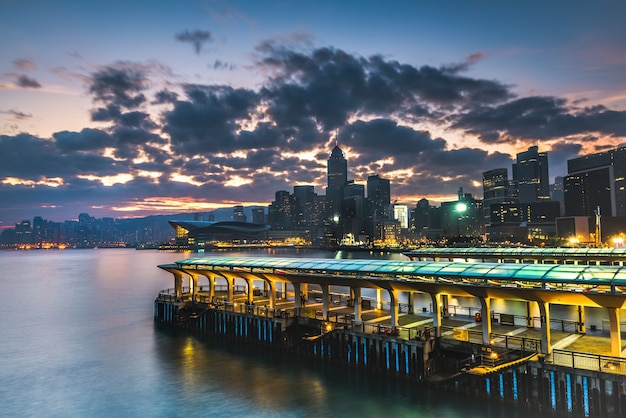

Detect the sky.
[{"left": 1, "top": 0, "right": 626, "bottom": 227}]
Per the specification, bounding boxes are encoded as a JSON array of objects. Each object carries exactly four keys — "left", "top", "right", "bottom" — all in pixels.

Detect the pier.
[{"left": 155, "top": 249, "right": 626, "bottom": 417}]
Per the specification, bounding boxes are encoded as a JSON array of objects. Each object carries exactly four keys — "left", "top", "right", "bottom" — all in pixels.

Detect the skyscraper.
[
  {"left": 367, "top": 174, "right": 391, "bottom": 219},
  {"left": 326, "top": 143, "right": 348, "bottom": 243},
  {"left": 564, "top": 146, "right": 626, "bottom": 217},
  {"left": 512, "top": 146, "right": 550, "bottom": 203}
]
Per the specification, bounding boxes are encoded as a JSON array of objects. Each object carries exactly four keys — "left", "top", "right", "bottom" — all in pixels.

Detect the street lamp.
[{"left": 455, "top": 202, "right": 467, "bottom": 237}]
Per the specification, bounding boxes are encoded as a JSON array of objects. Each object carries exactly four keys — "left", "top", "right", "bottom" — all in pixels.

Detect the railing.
[
  {"left": 550, "top": 349, "right": 626, "bottom": 374},
  {"left": 440, "top": 325, "right": 542, "bottom": 353}
]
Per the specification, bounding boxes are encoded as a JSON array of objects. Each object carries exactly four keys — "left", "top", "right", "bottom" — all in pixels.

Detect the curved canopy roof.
[
  {"left": 166, "top": 256, "right": 626, "bottom": 286},
  {"left": 169, "top": 220, "right": 270, "bottom": 234},
  {"left": 405, "top": 247, "right": 626, "bottom": 259}
]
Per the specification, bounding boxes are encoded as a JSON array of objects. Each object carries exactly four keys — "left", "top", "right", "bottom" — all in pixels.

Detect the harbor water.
[{"left": 0, "top": 248, "right": 534, "bottom": 417}]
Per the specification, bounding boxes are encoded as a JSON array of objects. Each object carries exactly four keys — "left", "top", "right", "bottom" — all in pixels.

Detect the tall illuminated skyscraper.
[
  {"left": 326, "top": 143, "right": 348, "bottom": 238},
  {"left": 512, "top": 146, "right": 550, "bottom": 203}
]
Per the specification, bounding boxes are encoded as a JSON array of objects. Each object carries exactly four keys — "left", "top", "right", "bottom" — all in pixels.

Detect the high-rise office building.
[
  {"left": 564, "top": 146, "right": 626, "bottom": 217},
  {"left": 232, "top": 205, "right": 247, "bottom": 222},
  {"left": 367, "top": 175, "right": 391, "bottom": 219},
  {"left": 326, "top": 143, "right": 348, "bottom": 243},
  {"left": 512, "top": 146, "right": 550, "bottom": 203}
]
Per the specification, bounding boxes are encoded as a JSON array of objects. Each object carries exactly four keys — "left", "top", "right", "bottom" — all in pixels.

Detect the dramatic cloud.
[
  {"left": 89, "top": 63, "right": 149, "bottom": 109},
  {"left": 452, "top": 97, "right": 626, "bottom": 143},
  {"left": 176, "top": 30, "right": 212, "bottom": 54},
  {"left": 15, "top": 75, "right": 41, "bottom": 88},
  {"left": 2, "top": 44, "right": 626, "bottom": 225}
]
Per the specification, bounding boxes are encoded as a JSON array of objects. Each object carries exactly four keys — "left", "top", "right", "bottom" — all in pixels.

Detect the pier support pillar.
[
  {"left": 225, "top": 277, "right": 234, "bottom": 302},
  {"left": 245, "top": 278, "right": 254, "bottom": 304},
  {"left": 479, "top": 297, "right": 492, "bottom": 346},
  {"left": 267, "top": 280, "right": 276, "bottom": 309},
  {"left": 577, "top": 305, "right": 586, "bottom": 334},
  {"left": 430, "top": 293, "right": 442, "bottom": 337},
  {"left": 441, "top": 294, "right": 449, "bottom": 318},
  {"left": 322, "top": 284, "right": 330, "bottom": 321},
  {"left": 526, "top": 301, "right": 533, "bottom": 328},
  {"left": 538, "top": 301, "right": 552, "bottom": 354},
  {"left": 351, "top": 287, "right": 362, "bottom": 321},
  {"left": 293, "top": 282, "right": 302, "bottom": 310},
  {"left": 387, "top": 288, "right": 399, "bottom": 328},
  {"left": 174, "top": 271, "right": 183, "bottom": 300},
  {"left": 607, "top": 307, "right": 622, "bottom": 357},
  {"left": 406, "top": 291, "right": 414, "bottom": 314},
  {"left": 376, "top": 288, "right": 383, "bottom": 310}
]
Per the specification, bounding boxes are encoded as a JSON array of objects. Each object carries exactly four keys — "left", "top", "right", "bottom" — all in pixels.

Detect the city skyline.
[{"left": 2, "top": 0, "right": 626, "bottom": 227}]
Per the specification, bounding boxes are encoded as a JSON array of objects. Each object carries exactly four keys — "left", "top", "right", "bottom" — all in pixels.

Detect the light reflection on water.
[{"left": 0, "top": 248, "right": 533, "bottom": 417}]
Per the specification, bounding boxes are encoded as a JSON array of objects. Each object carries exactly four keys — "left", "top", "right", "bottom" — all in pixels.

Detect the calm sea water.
[{"left": 0, "top": 248, "right": 533, "bottom": 417}]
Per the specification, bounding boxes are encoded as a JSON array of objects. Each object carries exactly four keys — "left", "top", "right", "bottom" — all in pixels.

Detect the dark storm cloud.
[
  {"left": 89, "top": 64, "right": 148, "bottom": 109},
  {"left": 153, "top": 89, "right": 178, "bottom": 104},
  {"left": 0, "top": 133, "right": 125, "bottom": 179},
  {"left": 176, "top": 30, "right": 212, "bottom": 54},
  {"left": 54, "top": 129, "right": 111, "bottom": 152},
  {"left": 256, "top": 45, "right": 511, "bottom": 133},
  {"left": 452, "top": 97, "right": 626, "bottom": 143},
  {"left": 163, "top": 84, "right": 259, "bottom": 156},
  {"left": 16, "top": 74, "right": 41, "bottom": 88}
]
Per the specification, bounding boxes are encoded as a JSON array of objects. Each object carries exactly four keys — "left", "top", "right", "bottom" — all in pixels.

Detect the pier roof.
[{"left": 164, "top": 256, "right": 626, "bottom": 287}]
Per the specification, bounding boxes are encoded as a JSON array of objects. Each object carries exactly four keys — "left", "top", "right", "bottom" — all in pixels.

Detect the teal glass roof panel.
[
  {"left": 412, "top": 264, "right": 449, "bottom": 275},
  {"left": 542, "top": 265, "right": 583, "bottom": 281},
  {"left": 483, "top": 264, "right": 526, "bottom": 278}
]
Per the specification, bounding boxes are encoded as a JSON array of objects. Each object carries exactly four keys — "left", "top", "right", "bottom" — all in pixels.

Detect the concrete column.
[
  {"left": 190, "top": 274, "right": 197, "bottom": 302},
  {"left": 388, "top": 288, "right": 399, "bottom": 328},
  {"left": 267, "top": 280, "right": 276, "bottom": 309},
  {"left": 263, "top": 280, "right": 268, "bottom": 297},
  {"left": 607, "top": 307, "right": 622, "bottom": 357},
  {"left": 351, "top": 287, "right": 362, "bottom": 321},
  {"left": 376, "top": 288, "right": 383, "bottom": 310},
  {"left": 430, "top": 293, "right": 442, "bottom": 337},
  {"left": 526, "top": 301, "right": 533, "bottom": 328},
  {"left": 406, "top": 291, "right": 414, "bottom": 314},
  {"left": 322, "top": 284, "right": 330, "bottom": 320},
  {"left": 302, "top": 283, "right": 308, "bottom": 301},
  {"left": 245, "top": 278, "right": 254, "bottom": 304},
  {"left": 174, "top": 271, "right": 183, "bottom": 299},
  {"left": 441, "top": 294, "right": 449, "bottom": 318},
  {"left": 537, "top": 301, "right": 552, "bottom": 354},
  {"left": 479, "top": 297, "right": 492, "bottom": 346},
  {"left": 293, "top": 282, "right": 302, "bottom": 310},
  {"left": 207, "top": 275, "right": 215, "bottom": 302},
  {"left": 577, "top": 306, "right": 586, "bottom": 333},
  {"left": 225, "top": 277, "right": 234, "bottom": 302}
]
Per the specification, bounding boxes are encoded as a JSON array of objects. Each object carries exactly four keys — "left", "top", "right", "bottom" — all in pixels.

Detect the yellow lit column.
[
  {"left": 225, "top": 277, "right": 234, "bottom": 302},
  {"left": 376, "top": 288, "right": 383, "bottom": 310},
  {"left": 245, "top": 278, "right": 254, "bottom": 304},
  {"left": 351, "top": 287, "right": 362, "bottom": 321},
  {"left": 538, "top": 301, "right": 552, "bottom": 354},
  {"left": 302, "top": 283, "right": 309, "bottom": 303},
  {"left": 607, "top": 308, "right": 622, "bottom": 357},
  {"left": 265, "top": 279, "right": 276, "bottom": 309},
  {"left": 173, "top": 271, "right": 183, "bottom": 300},
  {"left": 479, "top": 297, "right": 492, "bottom": 346},
  {"left": 207, "top": 274, "right": 215, "bottom": 303},
  {"left": 526, "top": 301, "right": 533, "bottom": 328}
]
